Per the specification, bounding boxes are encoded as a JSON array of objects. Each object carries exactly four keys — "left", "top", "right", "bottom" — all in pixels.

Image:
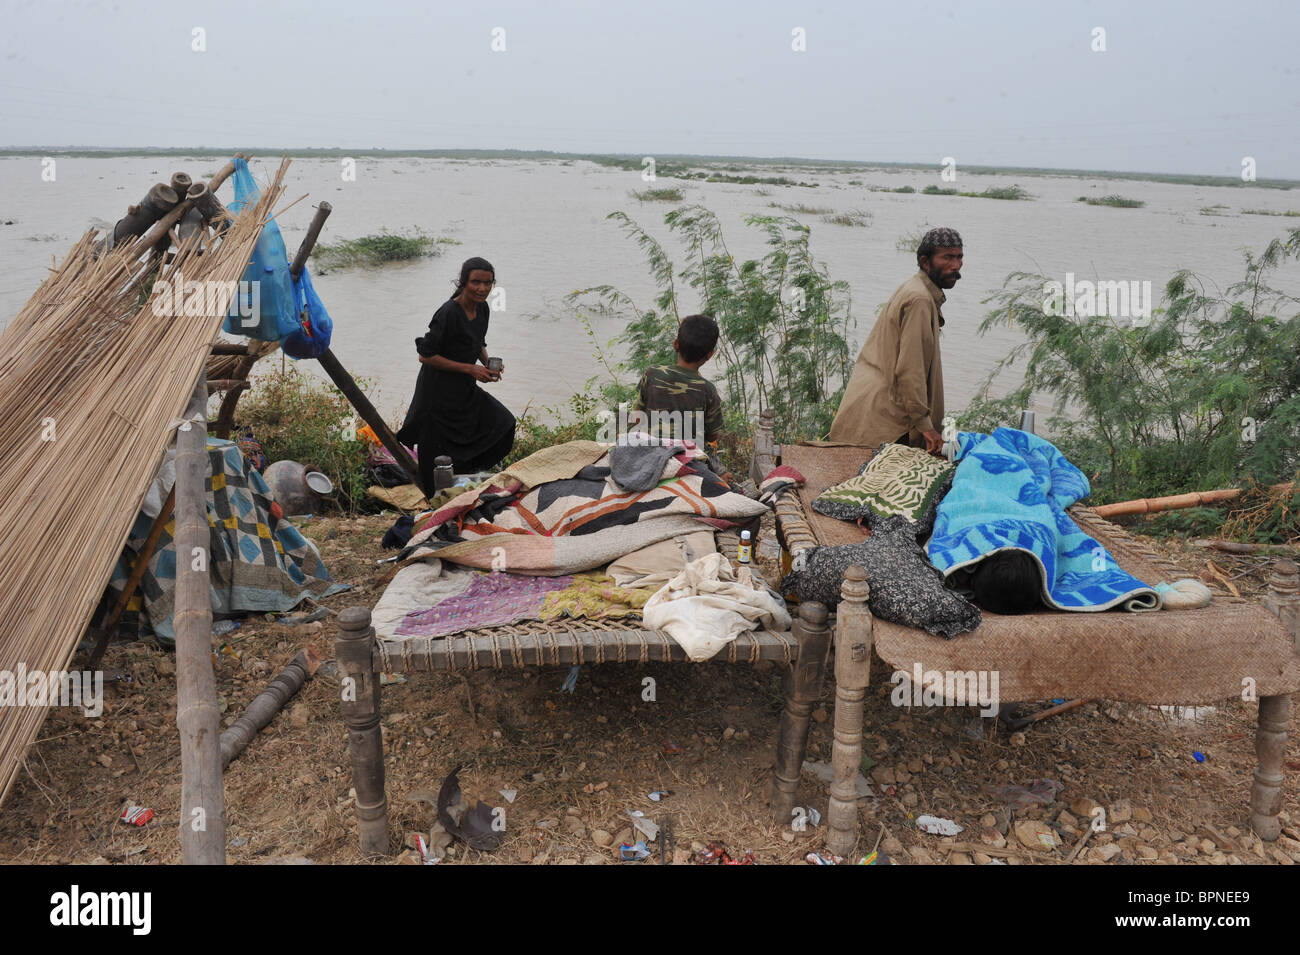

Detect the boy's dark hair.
[
  {"left": 969, "top": 550, "right": 1042, "bottom": 615},
  {"left": 677, "top": 314, "right": 719, "bottom": 363}
]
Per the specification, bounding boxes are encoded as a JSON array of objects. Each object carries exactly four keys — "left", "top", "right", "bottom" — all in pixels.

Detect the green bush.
[
  {"left": 313, "top": 230, "right": 455, "bottom": 269},
  {"left": 569, "top": 204, "right": 856, "bottom": 445},
  {"left": 960, "top": 226, "right": 1300, "bottom": 504},
  {"left": 233, "top": 366, "right": 375, "bottom": 512},
  {"left": 1078, "top": 195, "right": 1145, "bottom": 208}
]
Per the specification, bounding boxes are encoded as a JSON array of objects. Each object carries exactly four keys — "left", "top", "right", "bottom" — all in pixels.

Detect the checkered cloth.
[{"left": 105, "top": 439, "right": 348, "bottom": 644}]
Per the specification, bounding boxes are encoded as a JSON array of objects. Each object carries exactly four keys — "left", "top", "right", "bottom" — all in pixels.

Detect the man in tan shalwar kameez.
[{"left": 829, "top": 227, "right": 964, "bottom": 454}]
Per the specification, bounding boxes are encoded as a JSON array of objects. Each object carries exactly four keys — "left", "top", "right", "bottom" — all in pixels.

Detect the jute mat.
[{"left": 779, "top": 444, "right": 1300, "bottom": 704}]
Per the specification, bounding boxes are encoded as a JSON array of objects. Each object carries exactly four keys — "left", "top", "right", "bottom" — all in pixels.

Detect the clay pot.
[{"left": 262, "top": 460, "right": 335, "bottom": 516}]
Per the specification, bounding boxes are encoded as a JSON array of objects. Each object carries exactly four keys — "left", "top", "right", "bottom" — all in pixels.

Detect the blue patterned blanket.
[{"left": 926, "top": 428, "right": 1158, "bottom": 612}]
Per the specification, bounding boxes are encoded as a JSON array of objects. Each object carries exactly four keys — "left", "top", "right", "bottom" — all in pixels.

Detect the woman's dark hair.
[
  {"left": 969, "top": 550, "right": 1042, "bottom": 615},
  {"left": 452, "top": 256, "right": 495, "bottom": 296},
  {"left": 676, "top": 314, "right": 719, "bottom": 363}
]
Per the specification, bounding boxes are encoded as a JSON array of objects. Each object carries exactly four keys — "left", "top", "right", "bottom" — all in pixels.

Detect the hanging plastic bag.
[
  {"left": 282, "top": 265, "right": 334, "bottom": 359},
  {"left": 222, "top": 158, "right": 297, "bottom": 341}
]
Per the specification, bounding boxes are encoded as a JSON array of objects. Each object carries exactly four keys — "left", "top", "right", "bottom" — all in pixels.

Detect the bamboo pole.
[
  {"left": 289, "top": 201, "right": 331, "bottom": 278},
  {"left": 220, "top": 648, "right": 321, "bottom": 769},
  {"left": 173, "top": 375, "right": 225, "bottom": 865},
  {"left": 1092, "top": 482, "right": 1294, "bottom": 519}
]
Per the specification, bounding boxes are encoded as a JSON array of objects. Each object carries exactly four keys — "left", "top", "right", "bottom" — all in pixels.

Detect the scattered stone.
[
  {"left": 1094, "top": 844, "right": 1122, "bottom": 862},
  {"left": 979, "top": 828, "right": 1006, "bottom": 848},
  {"left": 723, "top": 727, "right": 736, "bottom": 740},
  {"left": 518, "top": 846, "right": 534, "bottom": 862},
  {"left": 1132, "top": 806, "right": 1153, "bottom": 824},
  {"left": 1057, "top": 810, "right": 1078, "bottom": 830},
  {"left": 949, "top": 851, "right": 972, "bottom": 865},
  {"left": 1109, "top": 799, "right": 1133, "bottom": 824},
  {"left": 584, "top": 854, "right": 608, "bottom": 865},
  {"left": 907, "top": 758, "right": 923, "bottom": 774},
  {"left": 781, "top": 830, "right": 795, "bottom": 843},
  {"left": 871, "top": 766, "right": 896, "bottom": 787},
  {"left": 980, "top": 813, "right": 997, "bottom": 828},
  {"left": 592, "top": 829, "right": 613, "bottom": 847},
  {"left": 972, "top": 851, "right": 992, "bottom": 865},
  {"left": 1199, "top": 838, "right": 1217, "bottom": 855},
  {"left": 673, "top": 848, "right": 691, "bottom": 864},
  {"left": 881, "top": 836, "right": 904, "bottom": 855},
  {"left": 902, "top": 792, "right": 919, "bottom": 808},
  {"left": 1115, "top": 823, "right": 1139, "bottom": 838},
  {"left": 289, "top": 704, "right": 309, "bottom": 728},
  {"left": 1015, "top": 820, "right": 1059, "bottom": 853},
  {"left": 811, "top": 708, "right": 828, "bottom": 724},
  {"left": 616, "top": 827, "right": 634, "bottom": 845},
  {"left": 1137, "top": 845, "right": 1159, "bottom": 861},
  {"left": 909, "top": 847, "right": 935, "bottom": 864},
  {"left": 1009, "top": 732, "right": 1026, "bottom": 747},
  {"left": 1071, "top": 797, "right": 1100, "bottom": 818}
]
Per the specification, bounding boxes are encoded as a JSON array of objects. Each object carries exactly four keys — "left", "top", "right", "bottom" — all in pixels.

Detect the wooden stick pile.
[{"left": 0, "top": 158, "right": 289, "bottom": 805}]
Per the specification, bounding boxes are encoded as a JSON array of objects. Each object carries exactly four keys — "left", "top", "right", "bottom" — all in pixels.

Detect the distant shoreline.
[{"left": 0, "top": 148, "right": 1293, "bottom": 190}]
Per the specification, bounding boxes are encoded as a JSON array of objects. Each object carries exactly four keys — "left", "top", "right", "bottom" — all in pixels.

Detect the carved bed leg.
[
  {"left": 828, "top": 566, "right": 872, "bottom": 858},
  {"left": 1251, "top": 695, "right": 1290, "bottom": 841},
  {"left": 1255, "top": 560, "right": 1299, "bottom": 841},
  {"left": 336, "top": 606, "right": 390, "bottom": 856},
  {"left": 750, "top": 407, "right": 776, "bottom": 486},
  {"left": 772, "top": 601, "right": 831, "bottom": 822}
]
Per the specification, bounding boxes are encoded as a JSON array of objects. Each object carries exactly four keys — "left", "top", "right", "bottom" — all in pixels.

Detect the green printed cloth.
[{"left": 811, "top": 442, "right": 955, "bottom": 536}]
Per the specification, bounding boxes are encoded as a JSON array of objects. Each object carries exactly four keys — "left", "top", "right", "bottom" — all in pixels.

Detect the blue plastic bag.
[
  {"left": 282, "top": 265, "right": 334, "bottom": 359},
  {"left": 222, "top": 158, "right": 297, "bottom": 340}
]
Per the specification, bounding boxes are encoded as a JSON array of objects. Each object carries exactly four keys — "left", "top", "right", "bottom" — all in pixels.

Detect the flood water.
[{"left": 2, "top": 155, "right": 1296, "bottom": 428}]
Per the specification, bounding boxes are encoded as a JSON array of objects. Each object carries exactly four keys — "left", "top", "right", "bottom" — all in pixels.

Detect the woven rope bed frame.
[{"left": 330, "top": 414, "right": 1300, "bottom": 859}]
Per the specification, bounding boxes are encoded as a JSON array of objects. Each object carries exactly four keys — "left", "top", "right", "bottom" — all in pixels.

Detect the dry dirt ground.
[{"left": 1, "top": 514, "right": 1297, "bottom": 866}]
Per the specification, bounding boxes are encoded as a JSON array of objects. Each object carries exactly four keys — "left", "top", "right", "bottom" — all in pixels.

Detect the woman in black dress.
[{"left": 396, "top": 257, "right": 516, "bottom": 490}]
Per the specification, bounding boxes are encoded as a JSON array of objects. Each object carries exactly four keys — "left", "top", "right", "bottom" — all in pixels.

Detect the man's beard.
[{"left": 927, "top": 265, "right": 959, "bottom": 287}]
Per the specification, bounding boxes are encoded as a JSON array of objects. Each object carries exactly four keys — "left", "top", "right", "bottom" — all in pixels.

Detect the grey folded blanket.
[{"left": 609, "top": 443, "right": 682, "bottom": 492}]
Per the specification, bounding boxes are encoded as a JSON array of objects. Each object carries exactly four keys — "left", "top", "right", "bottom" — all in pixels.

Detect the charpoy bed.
[{"left": 771, "top": 434, "right": 1300, "bottom": 856}]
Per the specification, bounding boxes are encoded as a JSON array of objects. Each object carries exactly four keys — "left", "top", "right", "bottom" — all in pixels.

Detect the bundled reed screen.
[{"left": 0, "top": 160, "right": 288, "bottom": 804}]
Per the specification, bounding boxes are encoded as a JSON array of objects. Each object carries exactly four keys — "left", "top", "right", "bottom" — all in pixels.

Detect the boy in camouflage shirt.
[{"left": 635, "top": 314, "right": 724, "bottom": 452}]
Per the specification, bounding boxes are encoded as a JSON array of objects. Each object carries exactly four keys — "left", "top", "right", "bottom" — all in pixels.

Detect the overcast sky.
[{"left": 2, "top": 0, "right": 1297, "bottom": 178}]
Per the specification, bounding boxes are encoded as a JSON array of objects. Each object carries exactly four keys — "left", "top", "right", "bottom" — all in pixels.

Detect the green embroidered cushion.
[{"left": 811, "top": 442, "right": 955, "bottom": 534}]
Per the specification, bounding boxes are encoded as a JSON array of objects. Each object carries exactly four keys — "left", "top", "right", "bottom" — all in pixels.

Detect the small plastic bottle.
[{"left": 738, "top": 530, "right": 752, "bottom": 564}]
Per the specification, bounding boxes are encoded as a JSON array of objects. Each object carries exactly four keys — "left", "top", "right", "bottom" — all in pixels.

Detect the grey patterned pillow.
[{"left": 781, "top": 515, "right": 981, "bottom": 638}]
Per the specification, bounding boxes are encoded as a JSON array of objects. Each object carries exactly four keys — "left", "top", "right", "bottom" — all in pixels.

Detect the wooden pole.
[
  {"left": 187, "top": 182, "right": 230, "bottom": 235},
  {"left": 220, "top": 648, "right": 321, "bottom": 769},
  {"left": 1254, "top": 560, "right": 1298, "bottom": 841},
  {"left": 102, "top": 182, "right": 180, "bottom": 252},
  {"left": 206, "top": 153, "right": 247, "bottom": 195},
  {"left": 336, "top": 606, "right": 389, "bottom": 855},
  {"left": 85, "top": 486, "right": 176, "bottom": 671},
  {"left": 289, "top": 201, "right": 332, "bottom": 279},
  {"left": 771, "top": 600, "right": 830, "bottom": 822},
  {"left": 173, "top": 375, "right": 226, "bottom": 865},
  {"left": 1092, "top": 482, "right": 1293, "bottom": 519},
  {"left": 827, "top": 565, "right": 872, "bottom": 857},
  {"left": 283, "top": 200, "right": 426, "bottom": 492}
]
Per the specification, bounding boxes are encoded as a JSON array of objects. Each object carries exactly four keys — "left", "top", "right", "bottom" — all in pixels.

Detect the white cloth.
[{"left": 643, "top": 553, "right": 792, "bottom": 661}]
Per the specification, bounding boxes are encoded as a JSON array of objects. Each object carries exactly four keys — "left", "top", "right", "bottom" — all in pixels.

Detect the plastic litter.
[
  {"left": 805, "top": 850, "right": 841, "bottom": 865},
  {"left": 120, "top": 806, "right": 154, "bottom": 827},
  {"left": 560, "top": 665, "right": 580, "bottom": 694},
  {"left": 620, "top": 841, "right": 652, "bottom": 862},
  {"left": 221, "top": 157, "right": 297, "bottom": 341},
  {"left": 436, "top": 764, "right": 503, "bottom": 851},
  {"left": 499, "top": 789, "right": 517, "bottom": 804},
  {"left": 694, "top": 842, "right": 754, "bottom": 865},
  {"left": 915, "top": 815, "right": 963, "bottom": 836},
  {"left": 802, "top": 760, "right": 872, "bottom": 798},
  {"left": 1193, "top": 751, "right": 1207, "bottom": 762},
  {"left": 626, "top": 809, "right": 659, "bottom": 841},
  {"left": 211, "top": 620, "right": 241, "bottom": 636},
  {"left": 648, "top": 790, "right": 673, "bottom": 802}
]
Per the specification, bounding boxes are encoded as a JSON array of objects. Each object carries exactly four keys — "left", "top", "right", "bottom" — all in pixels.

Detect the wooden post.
[
  {"left": 85, "top": 486, "right": 176, "bottom": 671},
  {"left": 827, "top": 565, "right": 872, "bottom": 857},
  {"left": 187, "top": 182, "right": 230, "bottom": 234},
  {"left": 220, "top": 648, "right": 321, "bottom": 769},
  {"left": 102, "top": 182, "right": 179, "bottom": 251},
  {"left": 289, "top": 202, "right": 332, "bottom": 279},
  {"left": 317, "top": 349, "right": 425, "bottom": 493},
  {"left": 750, "top": 408, "right": 776, "bottom": 485},
  {"left": 173, "top": 375, "right": 225, "bottom": 864},
  {"left": 772, "top": 600, "right": 830, "bottom": 822},
  {"left": 1254, "top": 559, "right": 1298, "bottom": 841},
  {"left": 336, "top": 606, "right": 389, "bottom": 856}
]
